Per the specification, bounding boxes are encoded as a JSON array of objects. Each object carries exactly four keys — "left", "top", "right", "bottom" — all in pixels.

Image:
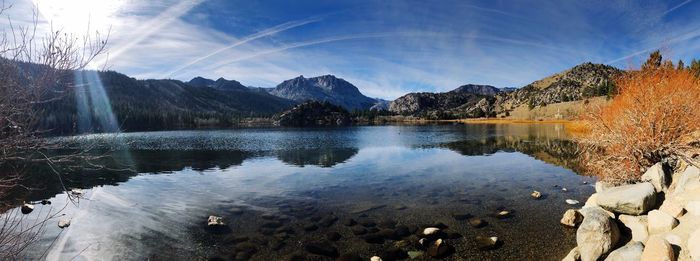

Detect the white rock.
[
  {"left": 640, "top": 236, "right": 675, "bottom": 261},
  {"left": 584, "top": 193, "right": 599, "bottom": 208},
  {"left": 670, "top": 165, "right": 700, "bottom": 195},
  {"left": 370, "top": 256, "right": 383, "bottom": 261},
  {"left": 647, "top": 210, "right": 678, "bottom": 234},
  {"left": 566, "top": 199, "right": 580, "bottom": 205},
  {"left": 604, "top": 241, "right": 643, "bottom": 261},
  {"left": 577, "top": 206, "right": 620, "bottom": 261},
  {"left": 641, "top": 162, "right": 668, "bottom": 192},
  {"left": 618, "top": 214, "right": 649, "bottom": 243},
  {"left": 664, "top": 233, "right": 681, "bottom": 247},
  {"left": 597, "top": 182, "right": 656, "bottom": 215},
  {"left": 686, "top": 200, "right": 700, "bottom": 216},
  {"left": 531, "top": 191, "right": 542, "bottom": 199},
  {"left": 561, "top": 209, "right": 583, "bottom": 227},
  {"left": 71, "top": 188, "right": 83, "bottom": 195},
  {"left": 562, "top": 187, "right": 568, "bottom": 192},
  {"left": 58, "top": 218, "right": 71, "bottom": 228},
  {"left": 207, "top": 215, "right": 224, "bottom": 226},
  {"left": 562, "top": 247, "right": 580, "bottom": 261},
  {"left": 423, "top": 227, "right": 440, "bottom": 236},
  {"left": 659, "top": 199, "right": 685, "bottom": 218},
  {"left": 689, "top": 228, "right": 700, "bottom": 260}
]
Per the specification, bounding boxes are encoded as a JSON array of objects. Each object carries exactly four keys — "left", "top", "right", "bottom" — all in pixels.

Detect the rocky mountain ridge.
[{"left": 268, "top": 75, "right": 378, "bottom": 111}]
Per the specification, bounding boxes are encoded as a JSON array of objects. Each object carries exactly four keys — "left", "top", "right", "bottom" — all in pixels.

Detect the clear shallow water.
[{"left": 8, "top": 124, "right": 594, "bottom": 260}]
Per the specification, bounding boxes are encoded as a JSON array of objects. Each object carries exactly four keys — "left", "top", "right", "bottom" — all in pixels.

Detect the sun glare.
[{"left": 33, "top": 0, "right": 124, "bottom": 35}]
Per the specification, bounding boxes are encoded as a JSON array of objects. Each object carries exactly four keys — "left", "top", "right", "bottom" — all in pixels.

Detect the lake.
[{"left": 7, "top": 124, "right": 595, "bottom": 260}]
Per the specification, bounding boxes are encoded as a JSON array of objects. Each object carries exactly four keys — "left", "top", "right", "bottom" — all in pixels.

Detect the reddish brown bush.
[{"left": 580, "top": 66, "right": 700, "bottom": 183}]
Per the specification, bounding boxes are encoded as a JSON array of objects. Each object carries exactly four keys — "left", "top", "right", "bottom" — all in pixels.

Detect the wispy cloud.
[
  {"left": 663, "top": 0, "right": 693, "bottom": 16},
  {"left": 162, "top": 17, "right": 321, "bottom": 78}
]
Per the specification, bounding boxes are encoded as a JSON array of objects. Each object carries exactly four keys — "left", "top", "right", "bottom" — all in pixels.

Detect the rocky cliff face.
[
  {"left": 269, "top": 75, "right": 376, "bottom": 111},
  {"left": 494, "top": 62, "right": 622, "bottom": 112},
  {"left": 389, "top": 90, "right": 495, "bottom": 119},
  {"left": 274, "top": 101, "right": 351, "bottom": 127}
]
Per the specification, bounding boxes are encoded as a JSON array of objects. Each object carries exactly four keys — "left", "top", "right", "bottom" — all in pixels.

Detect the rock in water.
[
  {"left": 304, "top": 241, "right": 339, "bottom": 258},
  {"left": 468, "top": 218, "right": 487, "bottom": 228},
  {"left": 618, "top": 214, "right": 649, "bottom": 243},
  {"left": 640, "top": 236, "right": 674, "bottom": 261},
  {"left": 475, "top": 236, "right": 498, "bottom": 250},
  {"left": 604, "top": 241, "right": 643, "bottom": 261},
  {"left": 423, "top": 227, "right": 440, "bottom": 236},
  {"left": 597, "top": 182, "right": 656, "bottom": 215},
  {"left": 207, "top": 216, "right": 224, "bottom": 226},
  {"left": 337, "top": 254, "right": 363, "bottom": 261},
  {"left": 577, "top": 206, "right": 620, "bottom": 261},
  {"left": 21, "top": 203, "right": 34, "bottom": 214},
  {"left": 496, "top": 210, "right": 510, "bottom": 218},
  {"left": 566, "top": 199, "right": 580, "bottom": 205},
  {"left": 370, "top": 256, "right": 382, "bottom": 261},
  {"left": 647, "top": 210, "right": 678, "bottom": 234},
  {"left": 560, "top": 209, "right": 582, "bottom": 227},
  {"left": 427, "top": 238, "right": 452, "bottom": 257},
  {"left": 641, "top": 162, "right": 668, "bottom": 192},
  {"left": 531, "top": 191, "right": 542, "bottom": 199},
  {"left": 58, "top": 218, "right": 71, "bottom": 228}
]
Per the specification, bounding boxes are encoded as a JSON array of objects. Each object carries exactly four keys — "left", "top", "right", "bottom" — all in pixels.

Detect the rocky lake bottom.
[{"left": 5, "top": 124, "right": 596, "bottom": 260}]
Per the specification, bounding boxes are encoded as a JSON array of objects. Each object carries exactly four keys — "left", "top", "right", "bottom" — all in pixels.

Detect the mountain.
[
  {"left": 274, "top": 101, "right": 351, "bottom": 127},
  {"left": 389, "top": 89, "right": 495, "bottom": 119},
  {"left": 450, "top": 84, "right": 502, "bottom": 96},
  {"left": 188, "top": 77, "right": 249, "bottom": 91},
  {"left": 390, "top": 62, "right": 623, "bottom": 119},
  {"left": 494, "top": 62, "right": 622, "bottom": 111},
  {"left": 42, "top": 71, "right": 297, "bottom": 133},
  {"left": 268, "top": 75, "right": 377, "bottom": 111}
]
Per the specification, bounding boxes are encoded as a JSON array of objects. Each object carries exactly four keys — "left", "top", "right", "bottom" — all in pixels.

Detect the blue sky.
[{"left": 4, "top": 0, "right": 700, "bottom": 99}]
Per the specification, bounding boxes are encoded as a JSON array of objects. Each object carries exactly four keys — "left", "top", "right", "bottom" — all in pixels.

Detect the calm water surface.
[{"left": 9, "top": 124, "right": 594, "bottom": 260}]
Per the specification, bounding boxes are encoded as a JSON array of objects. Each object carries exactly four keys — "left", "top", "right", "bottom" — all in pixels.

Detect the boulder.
[
  {"left": 659, "top": 199, "right": 685, "bottom": 218},
  {"left": 604, "top": 241, "right": 643, "bottom": 261},
  {"left": 561, "top": 209, "right": 583, "bottom": 227},
  {"left": 670, "top": 165, "right": 700, "bottom": 196},
  {"left": 686, "top": 200, "right": 700, "bottom": 216},
  {"left": 577, "top": 206, "right": 620, "bottom": 261},
  {"left": 596, "top": 181, "right": 613, "bottom": 193},
  {"left": 689, "top": 228, "right": 700, "bottom": 260},
  {"left": 584, "top": 193, "right": 599, "bottom": 208},
  {"left": 640, "top": 236, "right": 675, "bottom": 261},
  {"left": 641, "top": 162, "right": 668, "bottom": 192},
  {"left": 597, "top": 182, "right": 656, "bottom": 215},
  {"left": 618, "top": 214, "right": 649, "bottom": 243},
  {"left": 648, "top": 210, "right": 678, "bottom": 234},
  {"left": 562, "top": 247, "right": 580, "bottom": 261}
]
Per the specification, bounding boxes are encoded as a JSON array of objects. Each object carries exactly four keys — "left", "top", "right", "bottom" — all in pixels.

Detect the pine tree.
[{"left": 642, "top": 50, "right": 663, "bottom": 70}]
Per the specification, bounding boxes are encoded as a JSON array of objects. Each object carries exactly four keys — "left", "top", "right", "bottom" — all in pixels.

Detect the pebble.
[
  {"left": 531, "top": 191, "right": 542, "bottom": 199},
  {"left": 469, "top": 218, "right": 487, "bottom": 228},
  {"left": 423, "top": 227, "right": 440, "bottom": 236},
  {"left": 562, "top": 187, "right": 568, "bottom": 192},
  {"left": 565, "top": 199, "right": 580, "bottom": 205},
  {"left": 58, "top": 218, "right": 71, "bottom": 228}
]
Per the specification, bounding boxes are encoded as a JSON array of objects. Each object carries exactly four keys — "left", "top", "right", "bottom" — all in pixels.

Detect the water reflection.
[{"left": 3, "top": 124, "right": 591, "bottom": 260}]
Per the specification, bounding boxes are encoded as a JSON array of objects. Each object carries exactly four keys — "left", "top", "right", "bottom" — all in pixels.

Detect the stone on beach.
[
  {"left": 618, "top": 214, "right": 649, "bottom": 243},
  {"left": 647, "top": 210, "right": 678, "bottom": 234},
  {"left": 584, "top": 193, "right": 599, "bottom": 208},
  {"left": 597, "top": 182, "right": 656, "bottom": 215},
  {"left": 641, "top": 162, "right": 669, "bottom": 192},
  {"left": 640, "top": 236, "right": 675, "bottom": 261},
  {"left": 604, "top": 241, "right": 643, "bottom": 261},
  {"left": 562, "top": 247, "right": 580, "bottom": 261},
  {"left": 576, "top": 206, "right": 620, "bottom": 261}
]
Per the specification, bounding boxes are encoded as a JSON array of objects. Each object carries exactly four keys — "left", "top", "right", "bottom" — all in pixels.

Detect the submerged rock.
[
  {"left": 475, "top": 236, "right": 498, "bottom": 250},
  {"left": 597, "top": 182, "right": 656, "bottom": 215},
  {"left": 531, "top": 191, "right": 542, "bottom": 199},
  {"left": 496, "top": 210, "right": 511, "bottom": 218},
  {"left": 577, "top": 206, "right": 620, "bottom": 261},
  {"left": 560, "top": 209, "right": 582, "bottom": 227},
  {"left": 604, "top": 241, "right": 643, "bottom": 261},
  {"left": 337, "top": 253, "right": 363, "bottom": 261},
  {"left": 58, "top": 218, "right": 71, "bottom": 228},
  {"left": 427, "top": 238, "right": 452, "bottom": 257},
  {"left": 468, "top": 218, "right": 487, "bottom": 228},
  {"left": 566, "top": 199, "right": 580, "bottom": 205},
  {"left": 304, "top": 241, "right": 339, "bottom": 258},
  {"left": 207, "top": 216, "right": 224, "bottom": 226}
]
